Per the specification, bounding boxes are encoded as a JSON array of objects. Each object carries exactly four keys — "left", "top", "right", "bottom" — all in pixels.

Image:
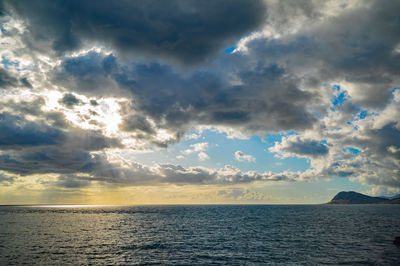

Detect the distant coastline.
[{"left": 327, "top": 191, "right": 400, "bottom": 204}]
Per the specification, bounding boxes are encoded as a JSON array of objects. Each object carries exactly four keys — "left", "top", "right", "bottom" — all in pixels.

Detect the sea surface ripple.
[{"left": 1, "top": 205, "right": 400, "bottom": 265}]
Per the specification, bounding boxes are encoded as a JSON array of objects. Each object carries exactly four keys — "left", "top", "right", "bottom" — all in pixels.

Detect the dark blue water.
[{"left": 1, "top": 205, "right": 400, "bottom": 265}]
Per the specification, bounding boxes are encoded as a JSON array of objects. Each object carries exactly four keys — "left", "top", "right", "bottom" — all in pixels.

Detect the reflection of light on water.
[{"left": 27, "top": 205, "right": 119, "bottom": 208}]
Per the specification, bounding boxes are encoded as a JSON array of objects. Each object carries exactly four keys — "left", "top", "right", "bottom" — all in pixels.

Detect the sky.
[{"left": 0, "top": 0, "right": 399, "bottom": 204}]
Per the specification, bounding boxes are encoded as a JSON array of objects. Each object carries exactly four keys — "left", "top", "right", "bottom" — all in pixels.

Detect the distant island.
[{"left": 327, "top": 191, "right": 400, "bottom": 204}]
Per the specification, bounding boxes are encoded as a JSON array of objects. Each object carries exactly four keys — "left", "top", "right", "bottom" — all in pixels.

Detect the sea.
[{"left": 1, "top": 205, "right": 400, "bottom": 265}]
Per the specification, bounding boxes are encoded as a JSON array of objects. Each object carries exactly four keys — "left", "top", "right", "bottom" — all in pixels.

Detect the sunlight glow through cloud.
[{"left": 1, "top": 0, "right": 400, "bottom": 204}]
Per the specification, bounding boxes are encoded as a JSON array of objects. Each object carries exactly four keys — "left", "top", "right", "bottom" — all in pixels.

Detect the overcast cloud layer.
[{"left": 0, "top": 0, "right": 399, "bottom": 197}]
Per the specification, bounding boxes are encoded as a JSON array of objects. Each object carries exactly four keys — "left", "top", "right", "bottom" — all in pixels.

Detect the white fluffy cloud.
[
  {"left": 235, "top": 151, "right": 256, "bottom": 163},
  {"left": 181, "top": 142, "right": 210, "bottom": 161}
]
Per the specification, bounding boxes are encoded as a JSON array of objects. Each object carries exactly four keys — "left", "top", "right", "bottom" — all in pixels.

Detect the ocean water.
[{"left": 1, "top": 205, "right": 400, "bottom": 265}]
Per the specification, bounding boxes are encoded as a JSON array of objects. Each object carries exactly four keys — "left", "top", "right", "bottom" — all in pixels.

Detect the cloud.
[
  {"left": 217, "top": 188, "right": 244, "bottom": 200},
  {"left": 243, "top": 0, "right": 400, "bottom": 107},
  {"left": 0, "top": 172, "right": 14, "bottom": 183},
  {"left": 0, "top": 112, "right": 64, "bottom": 148},
  {"left": 0, "top": 99, "right": 122, "bottom": 176},
  {"left": 2, "top": 97, "right": 46, "bottom": 117},
  {"left": 192, "top": 142, "right": 209, "bottom": 152},
  {"left": 0, "top": 100, "right": 296, "bottom": 186},
  {"left": 0, "top": 67, "right": 31, "bottom": 89},
  {"left": 0, "top": 110, "right": 121, "bottom": 151},
  {"left": 53, "top": 52, "right": 124, "bottom": 96},
  {"left": 156, "top": 164, "right": 293, "bottom": 185},
  {"left": 40, "top": 0, "right": 400, "bottom": 146},
  {"left": 5, "top": 0, "right": 266, "bottom": 64},
  {"left": 52, "top": 51, "right": 318, "bottom": 138},
  {"left": 235, "top": 151, "right": 256, "bottom": 162},
  {"left": 56, "top": 174, "right": 90, "bottom": 188},
  {"left": 59, "top": 93, "right": 82, "bottom": 108},
  {"left": 183, "top": 142, "right": 208, "bottom": 154},
  {"left": 0, "top": 0, "right": 400, "bottom": 193},
  {"left": 198, "top": 152, "right": 209, "bottom": 161},
  {"left": 269, "top": 136, "right": 329, "bottom": 159},
  {"left": 269, "top": 88, "right": 400, "bottom": 189},
  {"left": 120, "top": 113, "right": 155, "bottom": 134},
  {"left": 183, "top": 132, "right": 201, "bottom": 140},
  {"left": 0, "top": 67, "right": 18, "bottom": 88},
  {"left": 37, "top": 162, "right": 295, "bottom": 187},
  {"left": 182, "top": 142, "right": 209, "bottom": 161}
]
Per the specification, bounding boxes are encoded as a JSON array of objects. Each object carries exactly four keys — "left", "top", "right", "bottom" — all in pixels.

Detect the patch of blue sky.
[
  {"left": 343, "top": 147, "right": 361, "bottom": 156},
  {"left": 0, "top": 18, "right": 8, "bottom": 33},
  {"left": 331, "top": 90, "right": 348, "bottom": 107},
  {"left": 124, "top": 129, "right": 310, "bottom": 173},
  {"left": 352, "top": 105, "right": 379, "bottom": 121},
  {"left": 223, "top": 46, "right": 236, "bottom": 54},
  {"left": 192, "top": 129, "right": 309, "bottom": 172},
  {"left": 358, "top": 110, "right": 368, "bottom": 119},
  {"left": 327, "top": 178, "right": 369, "bottom": 193},
  {"left": 262, "top": 131, "right": 298, "bottom": 145},
  {"left": 330, "top": 84, "right": 351, "bottom": 111},
  {"left": 1, "top": 56, "right": 19, "bottom": 69},
  {"left": 351, "top": 104, "right": 370, "bottom": 120}
]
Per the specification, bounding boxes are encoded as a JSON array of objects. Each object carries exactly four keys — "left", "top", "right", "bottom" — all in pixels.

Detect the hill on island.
[{"left": 327, "top": 191, "right": 400, "bottom": 204}]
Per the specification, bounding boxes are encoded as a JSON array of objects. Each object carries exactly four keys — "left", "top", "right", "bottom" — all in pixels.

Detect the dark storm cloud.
[
  {"left": 4, "top": 0, "right": 266, "bottom": 64},
  {"left": 0, "top": 172, "right": 14, "bottom": 183},
  {"left": 270, "top": 136, "right": 329, "bottom": 158},
  {"left": 0, "top": 110, "right": 120, "bottom": 151},
  {"left": 2, "top": 0, "right": 400, "bottom": 190},
  {"left": 130, "top": 58, "right": 316, "bottom": 132},
  {"left": 53, "top": 52, "right": 317, "bottom": 140},
  {"left": 159, "top": 164, "right": 217, "bottom": 184},
  {"left": 56, "top": 175, "right": 90, "bottom": 188},
  {"left": 0, "top": 68, "right": 31, "bottom": 89},
  {"left": 353, "top": 122, "right": 400, "bottom": 162},
  {"left": 120, "top": 114, "right": 155, "bottom": 134},
  {"left": 0, "top": 135, "right": 121, "bottom": 176},
  {"left": 3, "top": 97, "right": 46, "bottom": 116},
  {"left": 283, "top": 140, "right": 328, "bottom": 157},
  {"left": 0, "top": 102, "right": 122, "bottom": 176},
  {"left": 47, "top": 0, "right": 400, "bottom": 139},
  {"left": 0, "top": 112, "right": 63, "bottom": 148},
  {"left": 44, "top": 112, "right": 70, "bottom": 129},
  {"left": 53, "top": 52, "right": 124, "bottom": 96},
  {"left": 246, "top": 0, "right": 400, "bottom": 107},
  {"left": 212, "top": 111, "right": 249, "bottom": 124},
  {"left": 90, "top": 99, "right": 99, "bottom": 106},
  {"left": 0, "top": 101, "right": 295, "bottom": 186},
  {"left": 0, "top": 68, "right": 18, "bottom": 88},
  {"left": 0, "top": 0, "right": 4, "bottom": 15},
  {"left": 59, "top": 93, "right": 81, "bottom": 108},
  {"left": 0, "top": 148, "right": 101, "bottom": 176},
  {"left": 2, "top": 97, "right": 69, "bottom": 129}
]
